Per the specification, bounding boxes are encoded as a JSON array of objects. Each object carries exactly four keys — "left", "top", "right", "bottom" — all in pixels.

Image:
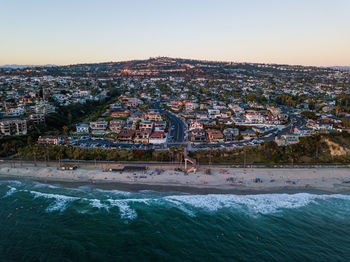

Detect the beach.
[
  {"left": 1, "top": 163, "right": 350, "bottom": 194},
  {"left": 1, "top": 165, "right": 350, "bottom": 261}
]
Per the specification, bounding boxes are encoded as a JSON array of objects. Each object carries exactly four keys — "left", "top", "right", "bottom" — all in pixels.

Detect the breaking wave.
[
  {"left": 29, "top": 190, "right": 79, "bottom": 212},
  {"left": 2, "top": 180, "right": 350, "bottom": 220},
  {"left": 3, "top": 186, "right": 17, "bottom": 198},
  {"left": 164, "top": 193, "right": 350, "bottom": 215}
]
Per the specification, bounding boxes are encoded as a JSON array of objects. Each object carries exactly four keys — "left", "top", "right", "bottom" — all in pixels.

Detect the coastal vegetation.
[
  {"left": 190, "top": 133, "right": 350, "bottom": 164},
  {"left": 7, "top": 133, "right": 350, "bottom": 164}
]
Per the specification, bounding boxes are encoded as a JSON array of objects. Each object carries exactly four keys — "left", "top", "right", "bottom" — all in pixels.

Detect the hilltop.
[{"left": 0, "top": 57, "right": 338, "bottom": 78}]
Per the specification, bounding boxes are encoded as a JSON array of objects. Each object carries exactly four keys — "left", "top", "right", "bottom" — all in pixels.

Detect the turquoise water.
[{"left": 0, "top": 179, "right": 350, "bottom": 261}]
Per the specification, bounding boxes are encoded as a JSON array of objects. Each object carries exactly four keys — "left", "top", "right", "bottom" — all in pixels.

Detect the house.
[
  {"left": 76, "top": 124, "right": 89, "bottom": 134},
  {"left": 245, "top": 112, "right": 265, "bottom": 123},
  {"left": 38, "top": 136, "right": 63, "bottom": 145},
  {"left": 154, "top": 121, "right": 167, "bottom": 132},
  {"left": 28, "top": 114, "right": 45, "bottom": 126},
  {"left": 149, "top": 131, "right": 167, "bottom": 144},
  {"left": 90, "top": 121, "right": 108, "bottom": 135},
  {"left": 118, "top": 129, "right": 135, "bottom": 142},
  {"left": 275, "top": 134, "right": 299, "bottom": 146},
  {"left": 124, "top": 98, "right": 140, "bottom": 108},
  {"left": 189, "top": 129, "right": 207, "bottom": 142},
  {"left": 139, "top": 121, "right": 154, "bottom": 131},
  {"left": 221, "top": 110, "right": 232, "bottom": 118},
  {"left": 32, "top": 103, "right": 56, "bottom": 115},
  {"left": 110, "top": 103, "right": 122, "bottom": 110},
  {"left": 208, "top": 109, "right": 221, "bottom": 119},
  {"left": 267, "top": 107, "right": 281, "bottom": 115},
  {"left": 143, "top": 112, "right": 163, "bottom": 122},
  {"left": 223, "top": 128, "right": 239, "bottom": 141},
  {"left": 0, "top": 119, "right": 27, "bottom": 136},
  {"left": 314, "top": 121, "right": 333, "bottom": 132},
  {"left": 7, "top": 106, "right": 25, "bottom": 116},
  {"left": 294, "top": 127, "right": 315, "bottom": 137},
  {"left": 167, "top": 101, "right": 184, "bottom": 111},
  {"left": 189, "top": 120, "right": 204, "bottom": 131},
  {"left": 206, "top": 129, "right": 225, "bottom": 143},
  {"left": 110, "top": 109, "right": 130, "bottom": 118},
  {"left": 124, "top": 120, "right": 137, "bottom": 130},
  {"left": 128, "top": 112, "right": 143, "bottom": 122},
  {"left": 109, "top": 120, "right": 125, "bottom": 133},
  {"left": 240, "top": 129, "right": 257, "bottom": 140},
  {"left": 134, "top": 131, "right": 150, "bottom": 144},
  {"left": 196, "top": 112, "right": 208, "bottom": 120},
  {"left": 184, "top": 102, "right": 199, "bottom": 111},
  {"left": 228, "top": 104, "right": 244, "bottom": 115},
  {"left": 90, "top": 121, "right": 108, "bottom": 130}
]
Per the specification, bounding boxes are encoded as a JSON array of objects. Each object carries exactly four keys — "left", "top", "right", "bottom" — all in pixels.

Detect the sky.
[{"left": 1, "top": 0, "right": 349, "bottom": 66}]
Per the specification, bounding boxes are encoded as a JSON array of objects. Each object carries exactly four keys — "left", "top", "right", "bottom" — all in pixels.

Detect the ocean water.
[{"left": 0, "top": 180, "right": 350, "bottom": 262}]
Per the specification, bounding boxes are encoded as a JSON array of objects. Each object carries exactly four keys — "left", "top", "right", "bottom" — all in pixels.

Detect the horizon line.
[{"left": 1, "top": 56, "right": 349, "bottom": 69}]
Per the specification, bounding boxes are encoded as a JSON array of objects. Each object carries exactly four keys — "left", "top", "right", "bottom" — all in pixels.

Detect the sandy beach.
[{"left": 1, "top": 164, "right": 350, "bottom": 194}]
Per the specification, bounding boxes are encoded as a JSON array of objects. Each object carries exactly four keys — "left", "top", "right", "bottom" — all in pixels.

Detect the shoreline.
[
  {"left": 2, "top": 176, "right": 349, "bottom": 195},
  {"left": 1, "top": 164, "right": 350, "bottom": 194}
]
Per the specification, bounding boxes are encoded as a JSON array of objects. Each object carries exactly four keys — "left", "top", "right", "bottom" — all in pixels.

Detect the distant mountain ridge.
[
  {"left": 0, "top": 64, "right": 56, "bottom": 69},
  {"left": 328, "top": 66, "right": 350, "bottom": 71}
]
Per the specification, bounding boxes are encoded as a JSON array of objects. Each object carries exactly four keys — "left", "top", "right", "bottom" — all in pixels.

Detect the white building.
[
  {"left": 76, "top": 124, "right": 90, "bottom": 134},
  {"left": 149, "top": 132, "right": 167, "bottom": 144}
]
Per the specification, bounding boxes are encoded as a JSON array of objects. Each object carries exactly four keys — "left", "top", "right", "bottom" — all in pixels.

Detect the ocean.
[{"left": 0, "top": 179, "right": 350, "bottom": 262}]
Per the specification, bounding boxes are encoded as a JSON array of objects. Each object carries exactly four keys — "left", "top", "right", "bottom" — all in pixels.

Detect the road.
[
  {"left": 166, "top": 111, "right": 186, "bottom": 143},
  {"left": 153, "top": 101, "right": 187, "bottom": 144}
]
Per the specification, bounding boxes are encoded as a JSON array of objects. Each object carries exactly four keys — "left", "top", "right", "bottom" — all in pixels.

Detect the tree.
[{"left": 301, "top": 111, "right": 317, "bottom": 120}]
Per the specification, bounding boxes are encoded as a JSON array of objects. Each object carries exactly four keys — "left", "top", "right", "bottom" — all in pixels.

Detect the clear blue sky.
[{"left": 1, "top": 0, "right": 349, "bottom": 66}]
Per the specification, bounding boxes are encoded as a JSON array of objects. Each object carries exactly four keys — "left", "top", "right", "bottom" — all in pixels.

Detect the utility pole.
[{"left": 244, "top": 150, "right": 246, "bottom": 168}]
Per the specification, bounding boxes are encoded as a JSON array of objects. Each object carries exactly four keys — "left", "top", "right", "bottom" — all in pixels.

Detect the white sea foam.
[
  {"left": 76, "top": 185, "right": 95, "bottom": 191},
  {"left": 32, "top": 181, "right": 60, "bottom": 189},
  {"left": 164, "top": 198, "right": 196, "bottom": 217},
  {"left": 95, "top": 188, "right": 131, "bottom": 196},
  {"left": 3, "top": 180, "right": 23, "bottom": 186},
  {"left": 107, "top": 199, "right": 140, "bottom": 219},
  {"left": 17, "top": 184, "right": 350, "bottom": 218},
  {"left": 3, "top": 186, "right": 17, "bottom": 198},
  {"left": 89, "top": 199, "right": 110, "bottom": 210},
  {"left": 163, "top": 193, "right": 350, "bottom": 215},
  {"left": 28, "top": 190, "right": 78, "bottom": 212}
]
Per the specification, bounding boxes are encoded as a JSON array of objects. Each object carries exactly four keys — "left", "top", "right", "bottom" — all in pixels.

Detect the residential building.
[
  {"left": 189, "top": 120, "right": 204, "bottom": 131},
  {"left": 90, "top": 121, "right": 108, "bottom": 135},
  {"left": 38, "top": 136, "right": 63, "bottom": 145},
  {"left": 275, "top": 134, "right": 300, "bottom": 146},
  {"left": 134, "top": 131, "right": 150, "bottom": 144},
  {"left": 149, "top": 131, "right": 167, "bottom": 144},
  {"left": 0, "top": 119, "right": 27, "bottom": 136},
  {"left": 139, "top": 121, "right": 154, "bottom": 131},
  {"left": 223, "top": 128, "right": 239, "bottom": 141},
  {"left": 206, "top": 129, "right": 225, "bottom": 143},
  {"left": 76, "top": 124, "right": 89, "bottom": 134},
  {"left": 189, "top": 129, "right": 207, "bottom": 142},
  {"left": 109, "top": 120, "right": 125, "bottom": 133},
  {"left": 118, "top": 129, "right": 135, "bottom": 141}
]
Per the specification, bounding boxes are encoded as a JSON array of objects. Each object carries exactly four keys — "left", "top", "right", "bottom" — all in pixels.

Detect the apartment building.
[{"left": 0, "top": 119, "right": 27, "bottom": 136}]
